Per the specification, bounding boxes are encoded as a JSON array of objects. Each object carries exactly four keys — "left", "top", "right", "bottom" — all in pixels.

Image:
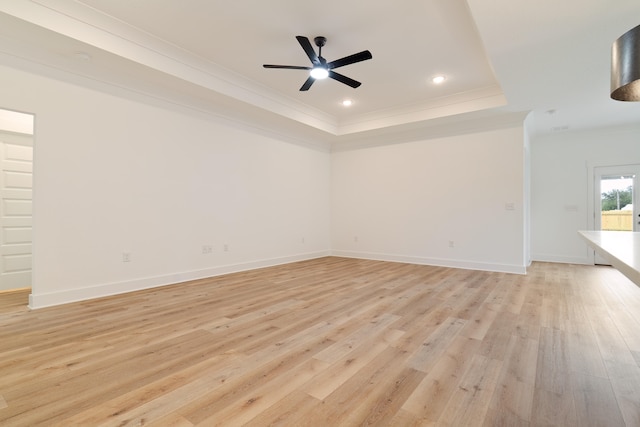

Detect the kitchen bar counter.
[{"left": 578, "top": 230, "right": 640, "bottom": 286}]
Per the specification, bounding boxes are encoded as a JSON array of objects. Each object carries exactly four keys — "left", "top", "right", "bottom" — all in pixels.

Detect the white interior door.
[
  {"left": 592, "top": 164, "right": 640, "bottom": 265},
  {"left": 0, "top": 131, "right": 33, "bottom": 291}
]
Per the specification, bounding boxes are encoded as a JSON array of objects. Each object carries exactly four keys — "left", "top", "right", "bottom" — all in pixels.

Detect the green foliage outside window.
[{"left": 601, "top": 186, "right": 632, "bottom": 211}]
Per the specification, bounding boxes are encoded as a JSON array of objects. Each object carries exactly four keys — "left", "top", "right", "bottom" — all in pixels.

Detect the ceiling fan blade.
[
  {"left": 296, "top": 36, "right": 319, "bottom": 65},
  {"left": 327, "top": 50, "right": 372, "bottom": 69},
  {"left": 263, "top": 64, "right": 312, "bottom": 70},
  {"left": 300, "top": 76, "right": 315, "bottom": 91},
  {"left": 328, "top": 71, "right": 361, "bottom": 88}
]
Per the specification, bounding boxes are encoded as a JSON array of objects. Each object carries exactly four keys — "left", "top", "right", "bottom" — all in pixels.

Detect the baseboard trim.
[
  {"left": 28, "top": 251, "right": 331, "bottom": 309},
  {"left": 530, "top": 253, "right": 591, "bottom": 265},
  {"left": 330, "top": 250, "right": 527, "bottom": 275},
  {"left": 28, "top": 249, "right": 532, "bottom": 309}
]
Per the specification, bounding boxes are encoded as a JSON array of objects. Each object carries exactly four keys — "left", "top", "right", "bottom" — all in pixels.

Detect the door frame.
[{"left": 587, "top": 162, "right": 640, "bottom": 264}]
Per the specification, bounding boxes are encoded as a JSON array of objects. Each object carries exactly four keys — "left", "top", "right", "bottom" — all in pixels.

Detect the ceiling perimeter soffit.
[{"left": 0, "top": 1, "right": 506, "bottom": 136}]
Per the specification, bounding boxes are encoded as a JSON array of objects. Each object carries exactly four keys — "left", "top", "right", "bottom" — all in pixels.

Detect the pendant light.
[{"left": 611, "top": 24, "right": 640, "bottom": 101}]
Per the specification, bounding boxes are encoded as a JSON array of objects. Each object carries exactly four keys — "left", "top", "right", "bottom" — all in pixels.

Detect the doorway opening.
[{"left": 0, "top": 108, "right": 34, "bottom": 302}]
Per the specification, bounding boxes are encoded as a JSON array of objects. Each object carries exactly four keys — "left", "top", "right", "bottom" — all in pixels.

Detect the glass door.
[{"left": 593, "top": 165, "right": 640, "bottom": 264}]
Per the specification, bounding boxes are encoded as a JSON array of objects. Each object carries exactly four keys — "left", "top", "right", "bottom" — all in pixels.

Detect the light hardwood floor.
[{"left": 1, "top": 257, "right": 640, "bottom": 426}]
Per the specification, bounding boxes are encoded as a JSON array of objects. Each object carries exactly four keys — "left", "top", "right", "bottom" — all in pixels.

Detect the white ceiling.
[{"left": 0, "top": 0, "right": 639, "bottom": 143}]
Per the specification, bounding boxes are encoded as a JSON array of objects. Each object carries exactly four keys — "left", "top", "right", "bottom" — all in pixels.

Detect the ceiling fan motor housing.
[{"left": 314, "top": 36, "right": 327, "bottom": 48}]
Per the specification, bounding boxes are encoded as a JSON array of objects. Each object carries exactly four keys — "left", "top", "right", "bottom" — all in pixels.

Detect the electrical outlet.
[
  {"left": 122, "top": 252, "right": 131, "bottom": 262},
  {"left": 223, "top": 244, "right": 229, "bottom": 252},
  {"left": 354, "top": 236, "right": 358, "bottom": 243},
  {"left": 448, "top": 240, "right": 455, "bottom": 248},
  {"left": 202, "top": 245, "right": 213, "bottom": 254},
  {"left": 301, "top": 237, "right": 305, "bottom": 244}
]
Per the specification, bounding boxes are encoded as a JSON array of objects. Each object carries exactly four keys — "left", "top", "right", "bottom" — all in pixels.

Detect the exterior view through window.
[{"left": 600, "top": 174, "right": 634, "bottom": 231}]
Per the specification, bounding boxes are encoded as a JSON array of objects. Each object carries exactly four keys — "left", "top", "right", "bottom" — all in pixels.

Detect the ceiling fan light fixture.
[
  {"left": 310, "top": 66, "right": 329, "bottom": 80},
  {"left": 432, "top": 75, "right": 446, "bottom": 84},
  {"left": 611, "top": 24, "right": 640, "bottom": 101}
]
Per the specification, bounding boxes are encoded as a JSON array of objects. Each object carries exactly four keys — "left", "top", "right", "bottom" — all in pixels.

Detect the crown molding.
[
  {"left": 1, "top": 1, "right": 509, "bottom": 137},
  {"left": 2, "top": 1, "right": 339, "bottom": 132}
]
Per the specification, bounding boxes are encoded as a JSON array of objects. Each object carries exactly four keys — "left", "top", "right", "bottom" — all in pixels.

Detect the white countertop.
[{"left": 578, "top": 230, "right": 640, "bottom": 286}]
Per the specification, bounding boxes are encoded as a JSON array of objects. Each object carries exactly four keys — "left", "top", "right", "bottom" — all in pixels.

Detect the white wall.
[
  {"left": 0, "top": 65, "right": 331, "bottom": 308},
  {"left": 331, "top": 126, "right": 527, "bottom": 273},
  {"left": 531, "top": 123, "right": 640, "bottom": 264},
  {"left": 0, "top": 61, "right": 536, "bottom": 308}
]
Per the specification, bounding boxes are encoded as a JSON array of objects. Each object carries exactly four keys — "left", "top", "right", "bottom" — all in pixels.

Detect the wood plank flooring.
[{"left": 1, "top": 257, "right": 640, "bottom": 426}]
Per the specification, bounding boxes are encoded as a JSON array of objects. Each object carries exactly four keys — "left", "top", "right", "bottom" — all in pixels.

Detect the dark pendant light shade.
[{"left": 611, "top": 24, "right": 640, "bottom": 101}]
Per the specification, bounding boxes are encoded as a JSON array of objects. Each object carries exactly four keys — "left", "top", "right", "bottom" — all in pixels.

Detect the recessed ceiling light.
[
  {"left": 342, "top": 99, "right": 353, "bottom": 107},
  {"left": 432, "top": 75, "right": 446, "bottom": 84}
]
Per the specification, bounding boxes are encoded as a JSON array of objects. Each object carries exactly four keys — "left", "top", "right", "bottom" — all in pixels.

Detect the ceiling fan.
[{"left": 263, "top": 36, "right": 372, "bottom": 91}]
